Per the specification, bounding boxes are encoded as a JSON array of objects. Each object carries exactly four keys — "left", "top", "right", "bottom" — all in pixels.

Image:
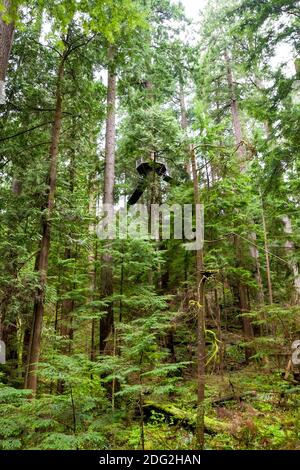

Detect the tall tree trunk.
[
  {"left": 190, "top": 144, "right": 206, "bottom": 450},
  {"left": 59, "top": 248, "right": 74, "bottom": 348},
  {"left": 178, "top": 84, "right": 192, "bottom": 285},
  {"left": 224, "top": 51, "right": 246, "bottom": 164},
  {"left": 58, "top": 137, "right": 76, "bottom": 363},
  {"left": 214, "top": 289, "right": 224, "bottom": 376},
  {"left": 99, "top": 45, "right": 117, "bottom": 354},
  {"left": 234, "top": 235, "right": 254, "bottom": 362},
  {"left": 22, "top": 322, "right": 31, "bottom": 376},
  {"left": 249, "top": 232, "right": 264, "bottom": 304},
  {"left": 0, "top": 0, "right": 15, "bottom": 104},
  {"left": 56, "top": 248, "right": 74, "bottom": 395},
  {"left": 88, "top": 174, "right": 97, "bottom": 361},
  {"left": 225, "top": 51, "right": 256, "bottom": 357},
  {"left": 24, "top": 54, "right": 65, "bottom": 393},
  {"left": 179, "top": 82, "right": 191, "bottom": 178},
  {"left": 261, "top": 196, "right": 273, "bottom": 304},
  {"left": 282, "top": 215, "right": 300, "bottom": 304},
  {"left": 59, "top": 138, "right": 76, "bottom": 354}
]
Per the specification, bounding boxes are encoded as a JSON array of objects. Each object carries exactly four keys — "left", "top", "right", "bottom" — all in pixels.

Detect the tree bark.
[
  {"left": 24, "top": 54, "right": 65, "bottom": 394},
  {"left": 214, "top": 289, "right": 224, "bottom": 376},
  {"left": 58, "top": 140, "right": 76, "bottom": 362},
  {"left": 261, "top": 196, "right": 273, "bottom": 304},
  {"left": 0, "top": 0, "right": 15, "bottom": 103},
  {"left": 60, "top": 249, "right": 74, "bottom": 347},
  {"left": 179, "top": 82, "right": 192, "bottom": 178},
  {"left": 190, "top": 144, "right": 206, "bottom": 450},
  {"left": 249, "top": 232, "right": 265, "bottom": 304},
  {"left": 99, "top": 45, "right": 117, "bottom": 354},
  {"left": 88, "top": 174, "right": 97, "bottom": 361},
  {"left": 282, "top": 215, "right": 300, "bottom": 304},
  {"left": 224, "top": 51, "right": 245, "bottom": 164},
  {"left": 233, "top": 235, "right": 254, "bottom": 362},
  {"left": 225, "top": 51, "right": 256, "bottom": 358}
]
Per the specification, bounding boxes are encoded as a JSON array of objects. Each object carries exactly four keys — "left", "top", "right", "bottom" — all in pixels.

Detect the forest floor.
[
  {"left": 1, "top": 362, "right": 299, "bottom": 450},
  {"left": 117, "top": 366, "right": 300, "bottom": 450}
]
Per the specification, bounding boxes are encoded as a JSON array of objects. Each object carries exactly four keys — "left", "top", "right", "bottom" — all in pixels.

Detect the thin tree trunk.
[
  {"left": 56, "top": 247, "right": 74, "bottom": 395},
  {"left": 249, "top": 232, "right": 265, "bottom": 304},
  {"left": 22, "top": 324, "right": 31, "bottom": 374},
  {"left": 99, "top": 45, "right": 117, "bottom": 354},
  {"left": 214, "top": 289, "right": 224, "bottom": 376},
  {"left": 233, "top": 235, "right": 254, "bottom": 362},
  {"left": 282, "top": 215, "right": 300, "bottom": 304},
  {"left": 179, "top": 82, "right": 191, "bottom": 178},
  {"left": 261, "top": 195, "right": 273, "bottom": 304},
  {"left": 0, "top": 0, "right": 15, "bottom": 104},
  {"left": 60, "top": 249, "right": 74, "bottom": 348},
  {"left": 224, "top": 51, "right": 245, "bottom": 164},
  {"left": 88, "top": 176, "right": 97, "bottom": 361},
  {"left": 225, "top": 51, "right": 256, "bottom": 357},
  {"left": 119, "top": 242, "right": 124, "bottom": 323},
  {"left": 24, "top": 53, "right": 65, "bottom": 393},
  {"left": 59, "top": 141, "right": 76, "bottom": 359},
  {"left": 190, "top": 144, "right": 206, "bottom": 450}
]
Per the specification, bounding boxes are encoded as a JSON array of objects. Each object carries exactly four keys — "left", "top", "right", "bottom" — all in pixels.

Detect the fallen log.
[
  {"left": 143, "top": 400, "right": 229, "bottom": 435},
  {"left": 211, "top": 391, "right": 257, "bottom": 405}
]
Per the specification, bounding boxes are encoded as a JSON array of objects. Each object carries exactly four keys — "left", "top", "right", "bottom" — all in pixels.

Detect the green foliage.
[{"left": 1, "top": 0, "right": 300, "bottom": 452}]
